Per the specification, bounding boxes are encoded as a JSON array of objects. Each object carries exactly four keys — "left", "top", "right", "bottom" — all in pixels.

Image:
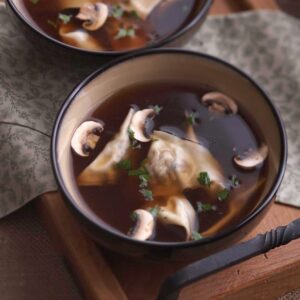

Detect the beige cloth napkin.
[{"left": 0, "top": 8, "right": 299, "bottom": 218}]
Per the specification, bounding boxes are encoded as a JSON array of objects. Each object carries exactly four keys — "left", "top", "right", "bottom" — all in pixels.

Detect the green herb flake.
[
  {"left": 116, "top": 159, "right": 132, "bottom": 170},
  {"left": 139, "top": 188, "right": 153, "bottom": 201},
  {"left": 151, "top": 105, "right": 163, "bottom": 115},
  {"left": 230, "top": 175, "right": 240, "bottom": 188},
  {"left": 128, "top": 166, "right": 149, "bottom": 177},
  {"left": 114, "top": 27, "right": 136, "bottom": 40},
  {"left": 148, "top": 206, "right": 160, "bottom": 217},
  {"left": 127, "top": 128, "right": 141, "bottom": 149},
  {"left": 30, "top": 0, "right": 40, "bottom": 4},
  {"left": 47, "top": 19, "right": 57, "bottom": 29},
  {"left": 130, "top": 211, "right": 138, "bottom": 222},
  {"left": 191, "top": 231, "right": 203, "bottom": 241},
  {"left": 186, "top": 112, "right": 197, "bottom": 126},
  {"left": 217, "top": 188, "right": 230, "bottom": 201},
  {"left": 197, "top": 201, "right": 217, "bottom": 213},
  {"left": 111, "top": 5, "right": 124, "bottom": 18},
  {"left": 58, "top": 13, "right": 72, "bottom": 24},
  {"left": 131, "top": 10, "right": 140, "bottom": 19},
  {"left": 197, "top": 172, "right": 211, "bottom": 187},
  {"left": 139, "top": 174, "right": 150, "bottom": 188}
]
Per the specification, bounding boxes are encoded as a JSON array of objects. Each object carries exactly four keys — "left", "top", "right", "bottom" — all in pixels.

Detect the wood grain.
[
  {"left": 209, "top": 0, "right": 278, "bottom": 15},
  {"left": 36, "top": 193, "right": 127, "bottom": 300},
  {"left": 180, "top": 204, "right": 300, "bottom": 300}
]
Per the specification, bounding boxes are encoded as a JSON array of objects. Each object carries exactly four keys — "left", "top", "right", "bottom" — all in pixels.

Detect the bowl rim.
[
  {"left": 6, "top": 0, "right": 212, "bottom": 56},
  {"left": 51, "top": 49, "right": 288, "bottom": 249}
]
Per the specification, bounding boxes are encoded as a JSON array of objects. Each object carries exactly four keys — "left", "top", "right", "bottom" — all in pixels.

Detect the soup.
[
  {"left": 70, "top": 82, "right": 268, "bottom": 243},
  {"left": 21, "top": 0, "right": 196, "bottom": 51}
]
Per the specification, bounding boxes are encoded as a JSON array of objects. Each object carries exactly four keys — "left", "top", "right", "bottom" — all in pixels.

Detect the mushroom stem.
[{"left": 130, "top": 209, "right": 155, "bottom": 241}]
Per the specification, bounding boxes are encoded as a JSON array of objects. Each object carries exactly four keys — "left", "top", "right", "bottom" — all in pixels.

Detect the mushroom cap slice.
[
  {"left": 202, "top": 92, "right": 238, "bottom": 114},
  {"left": 76, "top": 3, "right": 109, "bottom": 31},
  {"left": 129, "top": 108, "right": 155, "bottom": 142},
  {"left": 130, "top": 209, "right": 155, "bottom": 241},
  {"left": 233, "top": 144, "right": 268, "bottom": 170},
  {"left": 71, "top": 120, "right": 104, "bottom": 157},
  {"left": 158, "top": 195, "right": 198, "bottom": 240},
  {"left": 77, "top": 108, "right": 135, "bottom": 186},
  {"left": 145, "top": 131, "right": 226, "bottom": 197}
]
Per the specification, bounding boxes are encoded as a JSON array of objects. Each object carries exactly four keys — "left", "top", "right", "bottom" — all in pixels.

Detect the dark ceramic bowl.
[
  {"left": 5, "top": 0, "right": 212, "bottom": 64},
  {"left": 51, "top": 49, "right": 287, "bottom": 261}
]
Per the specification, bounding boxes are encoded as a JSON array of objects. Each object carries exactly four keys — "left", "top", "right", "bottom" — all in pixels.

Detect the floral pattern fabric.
[{"left": 0, "top": 8, "right": 299, "bottom": 218}]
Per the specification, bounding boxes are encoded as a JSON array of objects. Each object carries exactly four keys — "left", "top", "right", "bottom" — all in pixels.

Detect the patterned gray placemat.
[{"left": 0, "top": 8, "right": 299, "bottom": 218}]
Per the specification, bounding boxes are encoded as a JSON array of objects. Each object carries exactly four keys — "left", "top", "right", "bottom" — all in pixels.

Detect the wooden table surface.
[{"left": 39, "top": 1, "right": 300, "bottom": 300}]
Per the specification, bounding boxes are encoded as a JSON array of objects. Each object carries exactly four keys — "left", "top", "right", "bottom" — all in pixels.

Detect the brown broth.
[
  {"left": 21, "top": 0, "right": 196, "bottom": 51},
  {"left": 71, "top": 82, "right": 267, "bottom": 243}
]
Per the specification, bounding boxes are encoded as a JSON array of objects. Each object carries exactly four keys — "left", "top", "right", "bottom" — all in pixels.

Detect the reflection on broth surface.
[
  {"left": 71, "top": 83, "right": 267, "bottom": 243},
  {"left": 21, "top": 0, "right": 196, "bottom": 51}
]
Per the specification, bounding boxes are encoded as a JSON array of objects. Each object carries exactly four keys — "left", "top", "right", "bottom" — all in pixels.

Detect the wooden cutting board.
[{"left": 38, "top": 1, "right": 300, "bottom": 299}]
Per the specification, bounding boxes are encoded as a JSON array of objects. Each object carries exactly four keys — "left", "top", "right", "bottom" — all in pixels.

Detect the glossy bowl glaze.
[
  {"left": 5, "top": 0, "right": 212, "bottom": 65},
  {"left": 52, "top": 49, "right": 287, "bottom": 261}
]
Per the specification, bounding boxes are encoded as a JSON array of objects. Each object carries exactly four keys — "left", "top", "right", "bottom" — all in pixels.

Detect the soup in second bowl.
[
  {"left": 21, "top": 0, "right": 196, "bottom": 51},
  {"left": 70, "top": 82, "right": 268, "bottom": 243}
]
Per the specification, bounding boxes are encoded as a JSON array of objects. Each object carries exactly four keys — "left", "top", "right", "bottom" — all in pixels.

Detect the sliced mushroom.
[
  {"left": 129, "top": 108, "right": 155, "bottom": 142},
  {"left": 145, "top": 130, "right": 226, "bottom": 197},
  {"left": 233, "top": 144, "right": 268, "bottom": 170},
  {"left": 158, "top": 195, "right": 198, "bottom": 240},
  {"left": 71, "top": 120, "right": 104, "bottom": 157},
  {"left": 130, "top": 209, "right": 155, "bottom": 241},
  {"left": 202, "top": 92, "right": 238, "bottom": 115},
  {"left": 76, "top": 2, "right": 109, "bottom": 31},
  {"left": 77, "top": 108, "right": 135, "bottom": 186}
]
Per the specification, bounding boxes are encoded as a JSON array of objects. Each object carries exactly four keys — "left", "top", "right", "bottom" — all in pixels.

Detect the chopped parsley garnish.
[
  {"left": 217, "top": 188, "right": 230, "bottom": 201},
  {"left": 151, "top": 105, "right": 163, "bottom": 115},
  {"left": 114, "top": 27, "right": 136, "bottom": 40},
  {"left": 186, "top": 112, "right": 197, "bottom": 126},
  {"left": 128, "top": 166, "right": 149, "bottom": 177},
  {"left": 197, "top": 201, "right": 217, "bottom": 213},
  {"left": 139, "top": 188, "right": 153, "bottom": 201},
  {"left": 116, "top": 159, "right": 132, "bottom": 170},
  {"left": 191, "top": 231, "right": 203, "bottom": 241},
  {"left": 131, "top": 10, "right": 140, "bottom": 19},
  {"left": 127, "top": 128, "right": 141, "bottom": 149},
  {"left": 30, "top": 0, "right": 40, "bottom": 4},
  {"left": 58, "top": 13, "right": 72, "bottom": 24},
  {"left": 148, "top": 206, "right": 160, "bottom": 217},
  {"left": 197, "top": 172, "right": 211, "bottom": 187},
  {"left": 230, "top": 175, "right": 240, "bottom": 188},
  {"left": 129, "top": 165, "right": 153, "bottom": 201},
  {"left": 139, "top": 174, "right": 150, "bottom": 188},
  {"left": 47, "top": 19, "right": 57, "bottom": 29},
  {"left": 130, "top": 211, "right": 138, "bottom": 222},
  {"left": 111, "top": 5, "right": 124, "bottom": 18}
]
